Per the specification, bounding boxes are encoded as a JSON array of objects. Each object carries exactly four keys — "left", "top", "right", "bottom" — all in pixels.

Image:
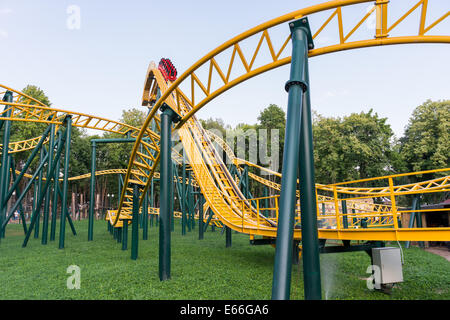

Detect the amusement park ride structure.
[{"left": 0, "top": 0, "right": 449, "bottom": 300}]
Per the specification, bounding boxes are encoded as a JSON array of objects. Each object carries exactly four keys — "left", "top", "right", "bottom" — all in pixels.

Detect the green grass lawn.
[{"left": 0, "top": 219, "right": 448, "bottom": 300}]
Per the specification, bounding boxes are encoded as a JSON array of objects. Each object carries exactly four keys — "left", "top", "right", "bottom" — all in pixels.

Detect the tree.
[
  {"left": 313, "top": 109, "right": 394, "bottom": 184},
  {"left": 119, "top": 107, "right": 147, "bottom": 128},
  {"left": 200, "top": 117, "right": 228, "bottom": 136},
  {"left": 257, "top": 104, "right": 285, "bottom": 171},
  {"left": 19, "top": 85, "right": 52, "bottom": 106},
  {"left": 10, "top": 85, "right": 52, "bottom": 163},
  {"left": 399, "top": 100, "right": 449, "bottom": 173}
]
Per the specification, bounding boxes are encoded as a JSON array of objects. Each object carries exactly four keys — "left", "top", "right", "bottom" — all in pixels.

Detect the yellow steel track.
[
  {"left": 118, "top": 0, "right": 450, "bottom": 241},
  {"left": 1, "top": 0, "right": 449, "bottom": 241}
]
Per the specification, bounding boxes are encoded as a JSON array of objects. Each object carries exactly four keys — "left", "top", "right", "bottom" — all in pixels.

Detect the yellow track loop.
[
  {"left": 144, "top": 66, "right": 450, "bottom": 241},
  {"left": 0, "top": 84, "right": 163, "bottom": 220},
  {"left": 0, "top": 84, "right": 160, "bottom": 153},
  {"left": 120, "top": 0, "right": 449, "bottom": 240}
]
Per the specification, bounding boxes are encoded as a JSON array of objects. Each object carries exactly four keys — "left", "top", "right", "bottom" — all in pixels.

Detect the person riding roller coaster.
[{"left": 158, "top": 58, "right": 177, "bottom": 82}]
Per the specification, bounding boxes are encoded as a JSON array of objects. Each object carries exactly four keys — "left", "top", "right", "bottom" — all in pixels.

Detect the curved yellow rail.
[
  {"left": 1, "top": 1, "right": 449, "bottom": 242},
  {"left": 117, "top": 0, "right": 449, "bottom": 240}
]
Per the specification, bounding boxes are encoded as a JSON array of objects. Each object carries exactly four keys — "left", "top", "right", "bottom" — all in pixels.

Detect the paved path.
[{"left": 425, "top": 247, "right": 450, "bottom": 262}]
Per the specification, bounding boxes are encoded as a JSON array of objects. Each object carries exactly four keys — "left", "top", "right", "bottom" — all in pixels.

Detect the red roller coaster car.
[{"left": 158, "top": 58, "right": 177, "bottom": 82}]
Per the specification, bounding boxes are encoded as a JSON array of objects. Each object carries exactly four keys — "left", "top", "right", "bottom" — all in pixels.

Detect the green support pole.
[
  {"left": 272, "top": 17, "right": 317, "bottom": 300},
  {"left": 122, "top": 219, "right": 129, "bottom": 250},
  {"left": 150, "top": 178, "right": 154, "bottom": 227},
  {"left": 50, "top": 142, "right": 61, "bottom": 242},
  {"left": 22, "top": 132, "right": 65, "bottom": 247},
  {"left": 187, "top": 171, "right": 192, "bottom": 232},
  {"left": 417, "top": 200, "right": 425, "bottom": 248},
  {"left": 142, "top": 189, "right": 149, "bottom": 240},
  {"left": 131, "top": 183, "right": 140, "bottom": 260},
  {"left": 225, "top": 226, "right": 232, "bottom": 248},
  {"left": 34, "top": 148, "right": 45, "bottom": 239},
  {"left": 0, "top": 91, "right": 13, "bottom": 239},
  {"left": 2, "top": 150, "right": 49, "bottom": 233},
  {"left": 42, "top": 124, "right": 56, "bottom": 245},
  {"left": 171, "top": 166, "right": 175, "bottom": 232},
  {"left": 159, "top": 103, "right": 180, "bottom": 280},
  {"left": 88, "top": 141, "right": 96, "bottom": 241},
  {"left": 263, "top": 186, "right": 269, "bottom": 217},
  {"left": 181, "top": 153, "right": 187, "bottom": 235},
  {"left": 297, "top": 17, "right": 322, "bottom": 300},
  {"left": 271, "top": 20, "right": 307, "bottom": 300},
  {"left": 59, "top": 116, "right": 72, "bottom": 249},
  {"left": 341, "top": 199, "right": 348, "bottom": 229},
  {"left": 117, "top": 227, "right": 122, "bottom": 243},
  {"left": 203, "top": 209, "right": 214, "bottom": 233},
  {"left": 199, "top": 193, "right": 204, "bottom": 240},
  {"left": 190, "top": 181, "right": 195, "bottom": 230},
  {"left": 405, "top": 196, "right": 424, "bottom": 249},
  {"left": 8, "top": 158, "right": 28, "bottom": 234}
]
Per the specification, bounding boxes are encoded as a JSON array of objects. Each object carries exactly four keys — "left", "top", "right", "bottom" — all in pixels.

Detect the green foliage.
[
  {"left": 313, "top": 109, "right": 394, "bottom": 184},
  {"left": 119, "top": 107, "right": 147, "bottom": 128},
  {"left": 10, "top": 85, "right": 52, "bottom": 164},
  {"left": 19, "top": 85, "right": 52, "bottom": 106},
  {"left": 399, "top": 100, "right": 450, "bottom": 173},
  {"left": 199, "top": 117, "right": 229, "bottom": 136},
  {"left": 257, "top": 104, "right": 286, "bottom": 141}
]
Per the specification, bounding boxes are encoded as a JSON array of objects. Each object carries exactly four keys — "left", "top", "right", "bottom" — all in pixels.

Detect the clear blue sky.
[{"left": 1, "top": 0, "right": 449, "bottom": 138}]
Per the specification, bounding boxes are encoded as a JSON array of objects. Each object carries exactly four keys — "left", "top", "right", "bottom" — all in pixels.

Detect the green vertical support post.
[
  {"left": 297, "top": 18, "right": 321, "bottom": 300},
  {"left": 181, "top": 152, "right": 187, "bottom": 235},
  {"left": 171, "top": 164, "right": 175, "bottom": 232},
  {"left": 131, "top": 183, "right": 140, "bottom": 260},
  {"left": 405, "top": 197, "right": 418, "bottom": 249},
  {"left": 263, "top": 186, "right": 269, "bottom": 217},
  {"left": 341, "top": 199, "right": 348, "bottom": 229},
  {"left": 199, "top": 193, "right": 204, "bottom": 240},
  {"left": 159, "top": 103, "right": 180, "bottom": 281},
  {"left": 59, "top": 116, "right": 72, "bottom": 249},
  {"left": 50, "top": 136, "right": 61, "bottom": 242},
  {"left": 8, "top": 158, "right": 28, "bottom": 234},
  {"left": 0, "top": 91, "right": 13, "bottom": 239},
  {"left": 150, "top": 178, "right": 154, "bottom": 227},
  {"left": 34, "top": 148, "right": 45, "bottom": 239},
  {"left": 417, "top": 200, "right": 425, "bottom": 248},
  {"left": 190, "top": 179, "right": 195, "bottom": 230},
  {"left": 22, "top": 133, "right": 65, "bottom": 247},
  {"left": 271, "top": 18, "right": 310, "bottom": 300},
  {"left": 88, "top": 141, "right": 96, "bottom": 241},
  {"left": 187, "top": 170, "right": 192, "bottom": 232},
  {"left": 117, "top": 227, "right": 122, "bottom": 243},
  {"left": 122, "top": 219, "right": 129, "bottom": 250},
  {"left": 225, "top": 226, "right": 232, "bottom": 248},
  {"left": 298, "top": 24, "right": 322, "bottom": 301},
  {"left": 118, "top": 174, "right": 123, "bottom": 208},
  {"left": 142, "top": 189, "right": 149, "bottom": 240},
  {"left": 243, "top": 164, "right": 249, "bottom": 198},
  {"left": 41, "top": 124, "right": 56, "bottom": 245}
]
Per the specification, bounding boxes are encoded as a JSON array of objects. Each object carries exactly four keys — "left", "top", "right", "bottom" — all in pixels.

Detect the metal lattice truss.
[
  {"left": 1, "top": 0, "right": 449, "bottom": 241},
  {"left": 120, "top": 0, "right": 449, "bottom": 240}
]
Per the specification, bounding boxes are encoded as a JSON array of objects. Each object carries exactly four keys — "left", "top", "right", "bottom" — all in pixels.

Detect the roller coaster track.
[
  {"left": 0, "top": 83, "right": 164, "bottom": 218},
  {"left": 1, "top": 0, "right": 449, "bottom": 242},
  {"left": 117, "top": 0, "right": 450, "bottom": 241}
]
